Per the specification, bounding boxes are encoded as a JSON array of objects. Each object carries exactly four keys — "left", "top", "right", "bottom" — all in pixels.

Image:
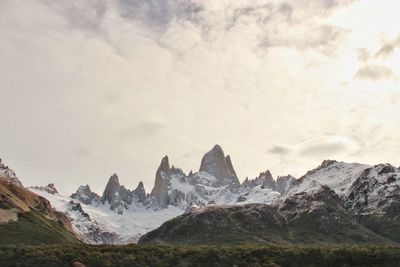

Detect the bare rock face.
[
  {"left": 199, "top": 145, "right": 239, "bottom": 186},
  {"left": 346, "top": 164, "right": 400, "bottom": 214},
  {"left": 150, "top": 156, "right": 171, "bottom": 208},
  {"left": 242, "top": 170, "right": 276, "bottom": 190},
  {"left": 276, "top": 175, "right": 296, "bottom": 194},
  {"left": 101, "top": 174, "right": 126, "bottom": 214},
  {"left": 102, "top": 174, "right": 120, "bottom": 204},
  {"left": 0, "top": 158, "right": 22, "bottom": 187},
  {"left": 32, "top": 183, "right": 59, "bottom": 195},
  {"left": 132, "top": 181, "right": 146, "bottom": 203},
  {"left": 72, "top": 185, "right": 101, "bottom": 205}
]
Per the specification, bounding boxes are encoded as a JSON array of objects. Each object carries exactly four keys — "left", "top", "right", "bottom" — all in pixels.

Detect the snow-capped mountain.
[
  {"left": 287, "top": 159, "right": 400, "bottom": 215},
  {"left": 0, "top": 158, "right": 22, "bottom": 188},
  {"left": 28, "top": 146, "right": 400, "bottom": 244},
  {"left": 31, "top": 145, "right": 286, "bottom": 243},
  {"left": 139, "top": 160, "right": 400, "bottom": 245},
  {"left": 30, "top": 187, "right": 184, "bottom": 244}
]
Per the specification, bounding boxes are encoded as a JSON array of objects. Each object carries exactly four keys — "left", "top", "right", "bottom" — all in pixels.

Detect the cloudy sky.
[{"left": 1, "top": 0, "right": 399, "bottom": 194}]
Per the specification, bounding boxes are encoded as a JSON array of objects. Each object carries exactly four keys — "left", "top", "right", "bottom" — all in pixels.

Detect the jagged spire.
[
  {"left": 150, "top": 156, "right": 171, "bottom": 207},
  {"left": 199, "top": 144, "right": 239, "bottom": 185},
  {"left": 133, "top": 181, "right": 146, "bottom": 202},
  {"left": 102, "top": 173, "right": 121, "bottom": 205}
]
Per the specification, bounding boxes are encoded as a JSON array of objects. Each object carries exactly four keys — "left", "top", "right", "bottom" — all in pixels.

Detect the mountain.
[
  {"left": 0, "top": 159, "right": 79, "bottom": 245},
  {"left": 32, "top": 185, "right": 182, "bottom": 243},
  {"left": 31, "top": 145, "right": 281, "bottom": 243},
  {"left": 199, "top": 144, "right": 240, "bottom": 186},
  {"left": 71, "top": 184, "right": 100, "bottom": 205},
  {"left": 139, "top": 185, "right": 389, "bottom": 245},
  {"left": 31, "top": 183, "right": 58, "bottom": 195},
  {"left": 23, "top": 145, "right": 400, "bottom": 245},
  {"left": 150, "top": 156, "right": 172, "bottom": 208},
  {"left": 139, "top": 160, "right": 400, "bottom": 245},
  {"left": 70, "top": 144, "right": 281, "bottom": 215}
]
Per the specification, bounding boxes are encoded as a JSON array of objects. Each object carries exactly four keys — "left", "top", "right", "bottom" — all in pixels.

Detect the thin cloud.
[
  {"left": 297, "top": 136, "right": 360, "bottom": 159},
  {"left": 119, "top": 119, "right": 165, "bottom": 139},
  {"left": 375, "top": 34, "right": 400, "bottom": 58},
  {"left": 354, "top": 65, "right": 394, "bottom": 81},
  {"left": 267, "top": 145, "right": 291, "bottom": 155}
]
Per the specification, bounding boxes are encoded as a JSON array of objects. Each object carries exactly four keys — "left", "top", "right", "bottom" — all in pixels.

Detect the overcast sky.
[{"left": 1, "top": 0, "right": 400, "bottom": 195}]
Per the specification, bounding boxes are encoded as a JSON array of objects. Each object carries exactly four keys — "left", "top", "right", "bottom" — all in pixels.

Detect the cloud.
[
  {"left": 357, "top": 48, "right": 371, "bottom": 63},
  {"left": 375, "top": 34, "right": 400, "bottom": 58},
  {"left": 37, "top": 0, "right": 350, "bottom": 55},
  {"left": 44, "top": 0, "right": 108, "bottom": 32},
  {"left": 2, "top": 0, "right": 400, "bottom": 194},
  {"left": 117, "top": 0, "right": 204, "bottom": 32},
  {"left": 297, "top": 136, "right": 360, "bottom": 159},
  {"left": 300, "top": 142, "right": 347, "bottom": 157},
  {"left": 119, "top": 118, "right": 165, "bottom": 139},
  {"left": 354, "top": 64, "right": 394, "bottom": 81},
  {"left": 267, "top": 145, "right": 291, "bottom": 155}
]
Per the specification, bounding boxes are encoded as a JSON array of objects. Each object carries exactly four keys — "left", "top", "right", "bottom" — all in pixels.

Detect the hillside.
[
  {"left": 139, "top": 186, "right": 391, "bottom": 245},
  {"left": 0, "top": 159, "right": 79, "bottom": 245}
]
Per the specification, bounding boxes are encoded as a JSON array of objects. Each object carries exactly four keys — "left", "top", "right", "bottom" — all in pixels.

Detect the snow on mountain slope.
[
  {"left": 166, "top": 170, "right": 281, "bottom": 208},
  {"left": 30, "top": 156, "right": 400, "bottom": 244},
  {"left": 285, "top": 160, "right": 400, "bottom": 216},
  {"left": 30, "top": 188, "right": 182, "bottom": 243},
  {"left": 0, "top": 158, "right": 22, "bottom": 187},
  {"left": 237, "top": 185, "right": 281, "bottom": 205},
  {"left": 345, "top": 164, "right": 400, "bottom": 214},
  {"left": 287, "top": 160, "right": 370, "bottom": 197}
]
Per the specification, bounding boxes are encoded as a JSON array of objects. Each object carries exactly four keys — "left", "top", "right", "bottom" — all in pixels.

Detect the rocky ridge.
[
  {"left": 17, "top": 145, "right": 400, "bottom": 245},
  {"left": 0, "top": 159, "right": 78, "bottom": 244}
]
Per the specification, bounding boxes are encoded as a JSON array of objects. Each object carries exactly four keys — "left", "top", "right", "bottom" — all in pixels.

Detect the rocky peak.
[
  {"left": 171, "top": 165, "right": 185, "bottom": 176},
  {"left": 81, "top": 184, "right": 92, "bottom": 194},
  {"left": 199, "top": 145, "right": 239, "bottom": 186},
  {"left": 279, "top": 185, "right": 343, "bottom": 222},
  {"left": 132, "top": 181, "right": 146, "bottom": 203},
  {"left": 0, "top": 158, "right": 22, "bottom": 187},
  {"left": 374, "top": 163, "right": 397, "bottom": 175},
  {"left": 276, "top": 175, "right": 296, "bottom": 194},
  {"left": 101, "top": 173, "right": 121, "bottom": 205},
  {"left": 259, "top": 171, "right": 276, "bottom": 189},
  {"left": 303, "top": 160, "right": 338, "bottom": 178},
  {"left": 32, "top": 183, "right": 59, "bottom": 195},
  {"left": 320, "top": 159, "right": 338, "bottom": 168},
  {"left": 242, "top": 170, "right": 276, "bottom": 190},
  {"left": 101, "top": 174, "right": 133, "bottom": 214},
  {"left": 345, "top": 164, "right": 400, "bottom": 213},
  {"left": 159, "top": 156, "right": 171, "bottom": 176},
  {"left": 150, "top": 156, "right": 171, "bottom": 208},
  {"left": 72, "top": 184, "right": 100, "bottom": 205}
]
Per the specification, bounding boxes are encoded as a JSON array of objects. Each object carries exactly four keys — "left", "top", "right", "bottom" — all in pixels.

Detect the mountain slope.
[
  {"left": 21, "top": 147, "right": 400, "bottom": 245},
  {"left": 0, "top": 159, "right": 79, "bottom": 245},
  {"left": 31, "top": 187, "right": 183, "bottom": 243},
  {"left": 139, "top": 186, "right": 390, "bottom": 245}
]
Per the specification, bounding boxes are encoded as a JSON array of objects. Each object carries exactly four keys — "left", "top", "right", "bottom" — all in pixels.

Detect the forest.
[{"left": 0, "top": 244, "right": 399, "bottom": 267}]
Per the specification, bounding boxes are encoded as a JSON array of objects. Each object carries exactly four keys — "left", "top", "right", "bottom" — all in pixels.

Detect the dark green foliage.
[
  {"left": 0, "top": 210, "right": 80, "bottom": 245},
  {"left": 359, "top": 201, "right": 400, "bottom": 243},
  {"left": 139, "top": 203, "right": 390, "bottom": 245},
  {"left": 0, "top": 244, "right": 399, "bottom": 267}
]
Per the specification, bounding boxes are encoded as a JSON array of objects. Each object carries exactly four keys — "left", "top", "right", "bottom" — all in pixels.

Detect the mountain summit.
[
  {"left": 199, "top": 145, "right": 239, "bottom": 186},
  {"left": 150, "top": 156, "right": 171, "bottom": 208},
  {"left": 26, "top": 150, "right": 400, "bottom": 245}
]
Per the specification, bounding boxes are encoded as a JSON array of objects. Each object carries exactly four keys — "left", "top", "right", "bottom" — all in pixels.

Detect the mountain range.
[{"left": 2, "top": 145, "right": 400, "bottom": 245}]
